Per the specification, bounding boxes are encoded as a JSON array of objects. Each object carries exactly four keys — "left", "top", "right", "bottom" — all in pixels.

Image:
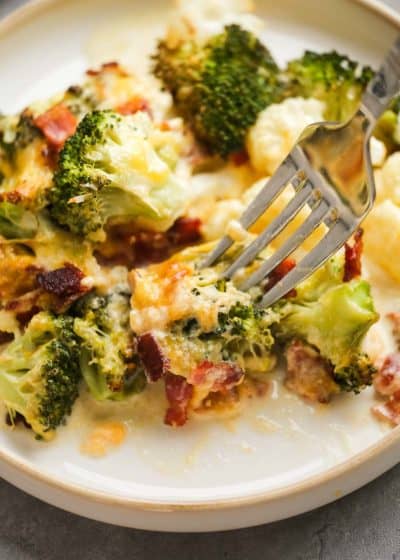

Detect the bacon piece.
[
  {"left": 116, "top": 97, "right": 151, "bottom": 117},
  {"left": 285, "top": 340, "right": 339, "bottom": 403},
  {"left": 36, "top": 263, "right": 85, "bottom": 298},
  {"left": 168, "top": 217, "right": 202, "bottom": 246},
  {"left": 137, "top": 332, "right": 170, "bottom": 382},
  {"left": 164, "top": 373, "right": 193, "bottom": 427},
  {"left": 372, "top": 353, "right": 400, "bottom": 425},
  {"left": 0, "top": 191, "right": 23, "bottom": 204},
  {"left": 231, "top": 150, "right": 249, "bottom": 166},
  {"left": 372, "top": 392, "right": 400, "bottom": 426},
  {"left": 86, "top": 61, "right": 127, "bottom": 77},
  {"left": 0, "top": 331, "right": 14, "bottom": 345},
  {"left": 189, "top": 360, "right": 244, "bottom": 393},
  {"left": 373, "top": 353, "right": 400, "bottom": 397},
  {"left": 344, "top": 228, "right": 363, "bottom": 282},
  {"left": 34, "top": 103, "right": 77, "bottom": 150},
  {"left": 265, "top": 258, "right": 297, "bottom": 298}
]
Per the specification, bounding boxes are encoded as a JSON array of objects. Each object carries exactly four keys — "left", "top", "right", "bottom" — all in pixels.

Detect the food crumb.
[{"left": 81, "top": 421, "right": 127, "bottom": 458}]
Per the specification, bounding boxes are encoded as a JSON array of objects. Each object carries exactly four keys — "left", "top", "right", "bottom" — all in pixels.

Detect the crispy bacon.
[
  {"left": 164, "top": 373, "right": 193, "bottom": 427},
  {"left": 34, "top": 103, "right": 77, "bottom": 150},
  {"left": 285, "top": 340, "right": 339, "bottom": 403},
  {"left": 344, "top": 228, "right": 363, "bottom": 282},
  {"left": 0, "top": 331, "right": 14, "bottom": 345},
  {"left": 189, "top": 360, "right": 244, "bottom": 393},
  {"left": 231, "top": 150, "right": 249, "bottom": 166},
  {"left": 372, "top": 354, "right": 400, "bottom": 426},
  {"left": 116, "top": 97, "right": 151, "bottom": 117},
  {"left": 265, "top": 258, "right": 297, "bottom": 298},
  {"left": 373, "top": 353, "right": 400, "bottom": 397},
  {"left": 137, "top": 332, "right": 170, "bottom": 382},
  {"left": 86, "top": 61, "right": 127, "bottom": 77},
  {"left": 95, "top": 217, "right": 202, "bottom": 268},
  {"left": 36, "top": 263, "right": 85, "bottom": 298},
  {"left": 0, "top": 191, "right": 23, "bottom": 204}
]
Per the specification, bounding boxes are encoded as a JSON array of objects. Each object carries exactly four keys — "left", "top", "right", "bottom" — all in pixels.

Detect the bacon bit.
[
  {"left": 231, "top": 150, "right": 249, "bottom": 166},
  {"left": 137, "top": 332, "right": 170, "bottom": 382},
  {"left": 372, "top": 393, "right": 400, "bottom": 426},
  {"left": 189, "top": 360, "right": 244, "bottom": 393},
  {"left": 265, "top": 258, "right": 297, "bottom": 298},
  {"left": 86, "top": 61, "right": 128, "bottom": 77},
  {"left": 0, "top": 331, "right": 14, "bottom": 345},
  {"left": 387, "top": 313, "right": 400, "bottom": 350},
  {"left": 373, "top": 353, "right": 400, "bottom": 397},
  {"left": 285, "top": 340, "right": 339, "bottom": 403},
  {"left": 344, "top": 228, "right": 363, "bottom": 282},
  {"left": 164, "top": 373, "right": 193, "bottom": 427},
  {"left": 16, "top": 306, "right": 41, "bottom": 328},
  {"left": 169, "top": 217, "right": 202, "bottom": 245},
  {"left": 34, "top": 103, "right": 77, "bottom": 150},
  {"left": 36, "top": 263, "right": 85, "bottom": 297},
  {"left": 116, "top": 97, "right": 151, "bottom": 117},
  {"left": 0, "top": 191, "right": 23, "bottom": 204}
]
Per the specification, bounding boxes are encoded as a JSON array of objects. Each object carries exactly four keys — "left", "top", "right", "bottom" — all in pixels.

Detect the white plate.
[{"left": 0, "top": 0, "right": 400, "bottom": 533}]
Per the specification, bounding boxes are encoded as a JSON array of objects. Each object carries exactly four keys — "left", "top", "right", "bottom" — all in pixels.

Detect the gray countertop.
[{"left": 0, "top": 0, "right": 400, "bottom": 557}]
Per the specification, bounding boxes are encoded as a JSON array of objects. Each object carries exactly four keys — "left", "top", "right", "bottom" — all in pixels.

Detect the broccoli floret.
[
  {"left": 373, "top": 95, "right": 400, "bottom": 153},
  {"left": 72, "top": 290, "right": 146, "bottom": 401},
  {"left": 153, "top": 24, "right": 281, "bottom": 157},
  {"left": 0, "top": 201, "right": 38, "bottom": 239},
  {"left": 48, "top": 110, "right": 185, "bottom": 239},
  {"left": 0, "top": 312, "right": 81, "bottom": 439},
  {"left": 333, "top": 353, "right": 376, "bottom": 393},
  {"left": 274, "top": 256, "right": 378, "bottom": 393},
  {"left": 283, "top": 50, "right": 373, "bottom": 121}
]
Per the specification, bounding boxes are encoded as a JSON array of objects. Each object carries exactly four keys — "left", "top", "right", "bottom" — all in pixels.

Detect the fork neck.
[{"left": 361, "top": 36, "right": 400, "bottom": 126}]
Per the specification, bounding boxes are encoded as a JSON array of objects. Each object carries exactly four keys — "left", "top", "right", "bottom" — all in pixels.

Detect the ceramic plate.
[{"left": 0, "top": 0, "right": 400, "bottom": 532}]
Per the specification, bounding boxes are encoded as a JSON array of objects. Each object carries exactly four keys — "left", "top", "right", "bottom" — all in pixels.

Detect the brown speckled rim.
[{"left": 0, "top": 0, "right": 399, "bottom": 512}]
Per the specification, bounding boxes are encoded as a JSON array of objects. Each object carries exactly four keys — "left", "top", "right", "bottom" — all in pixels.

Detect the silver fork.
[{"left": 202, "top": 36, "right": 400, "bottom": 307}]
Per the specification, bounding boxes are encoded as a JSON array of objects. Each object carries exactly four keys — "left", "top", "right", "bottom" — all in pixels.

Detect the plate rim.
[{"left": 0, "top": 0, "right": 399, "bottom": 512}]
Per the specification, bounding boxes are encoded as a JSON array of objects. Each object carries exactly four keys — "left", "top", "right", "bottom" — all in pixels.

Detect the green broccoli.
[
  {"left": 0, "top": 200, "right": 38, "bottom": 239},
  {"left": 373, "top": 95, "right": 400, "bottom": 153},
  {"left": 283, "top": 50, "right": 373, "bottom": 121},
  {"left": 274, "top": 256, "right": 378, "bottom": 393},
  {"left": 0, "top": 312, "right": 81, "bottom": 440},
  {"left": 177, "top": 300, "right": 277, "bottom": 374},
  {"left": 48, "top": 110, "right": 185, "bottom": 239},
  {"left": 72, "top": 290, "right": 146, "bottom": 401},
  {"left": 153, "top": 24, "right": 281, "bottom": 157}
]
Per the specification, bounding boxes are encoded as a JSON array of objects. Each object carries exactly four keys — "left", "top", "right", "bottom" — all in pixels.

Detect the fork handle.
[{"left": 361, "top": 35, "right": 400, "bottom": 122}]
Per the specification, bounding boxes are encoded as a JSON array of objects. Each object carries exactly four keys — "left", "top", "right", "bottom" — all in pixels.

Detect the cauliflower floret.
[
  {"left": 364, "top": 200, "right": 400, "bottom": 283},
  {"left": 370, "top": 136, "right": 387, "bottom": 168},
  {"left": 378, "top": 152, "right": 400, "bottom": 205},
  {"left": 166, "top": 0, "right": 263, "bottom": 47},
  {"left": 246, "top": 97, "right": 325, "bottom": 175}
]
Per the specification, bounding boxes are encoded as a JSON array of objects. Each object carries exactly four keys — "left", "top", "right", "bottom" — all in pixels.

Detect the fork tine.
[
  {"left": 258, "top": 220, "right": 351, "bottom": 308},
  {"left": 201, "top": 155, "right": 300, "bottom": 268},
  {"left": 240, "top": 199, "right": 331, "bottom": 291},
  {"left": 223, "top": 180, "right": 314, "bottom": 279}
]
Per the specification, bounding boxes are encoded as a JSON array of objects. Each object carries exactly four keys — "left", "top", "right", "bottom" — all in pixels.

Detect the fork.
[{"left": 202, "top": 36, "right": 400, "bottom": 307}]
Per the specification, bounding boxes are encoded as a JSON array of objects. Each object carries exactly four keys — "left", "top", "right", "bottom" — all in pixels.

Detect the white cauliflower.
[
  {"left": 378, "top": 152, "right": 400, "bottom": 205},
  {"left": 246, "top": 97, "right": 325, "bottom": 175},
  {"left": 370, "top": 137, "right": 387, "bottom": 168},
  {"left": 166, "top": 0, "right": 263, "bottom": 47},
  {"left": 364, "top": 200, "right": 400, "bottom": 283}
]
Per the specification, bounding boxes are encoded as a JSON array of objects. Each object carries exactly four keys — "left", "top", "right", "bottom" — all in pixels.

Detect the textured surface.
[{"left": 0, "top": 0, "right": 400, "bottom": 557}]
